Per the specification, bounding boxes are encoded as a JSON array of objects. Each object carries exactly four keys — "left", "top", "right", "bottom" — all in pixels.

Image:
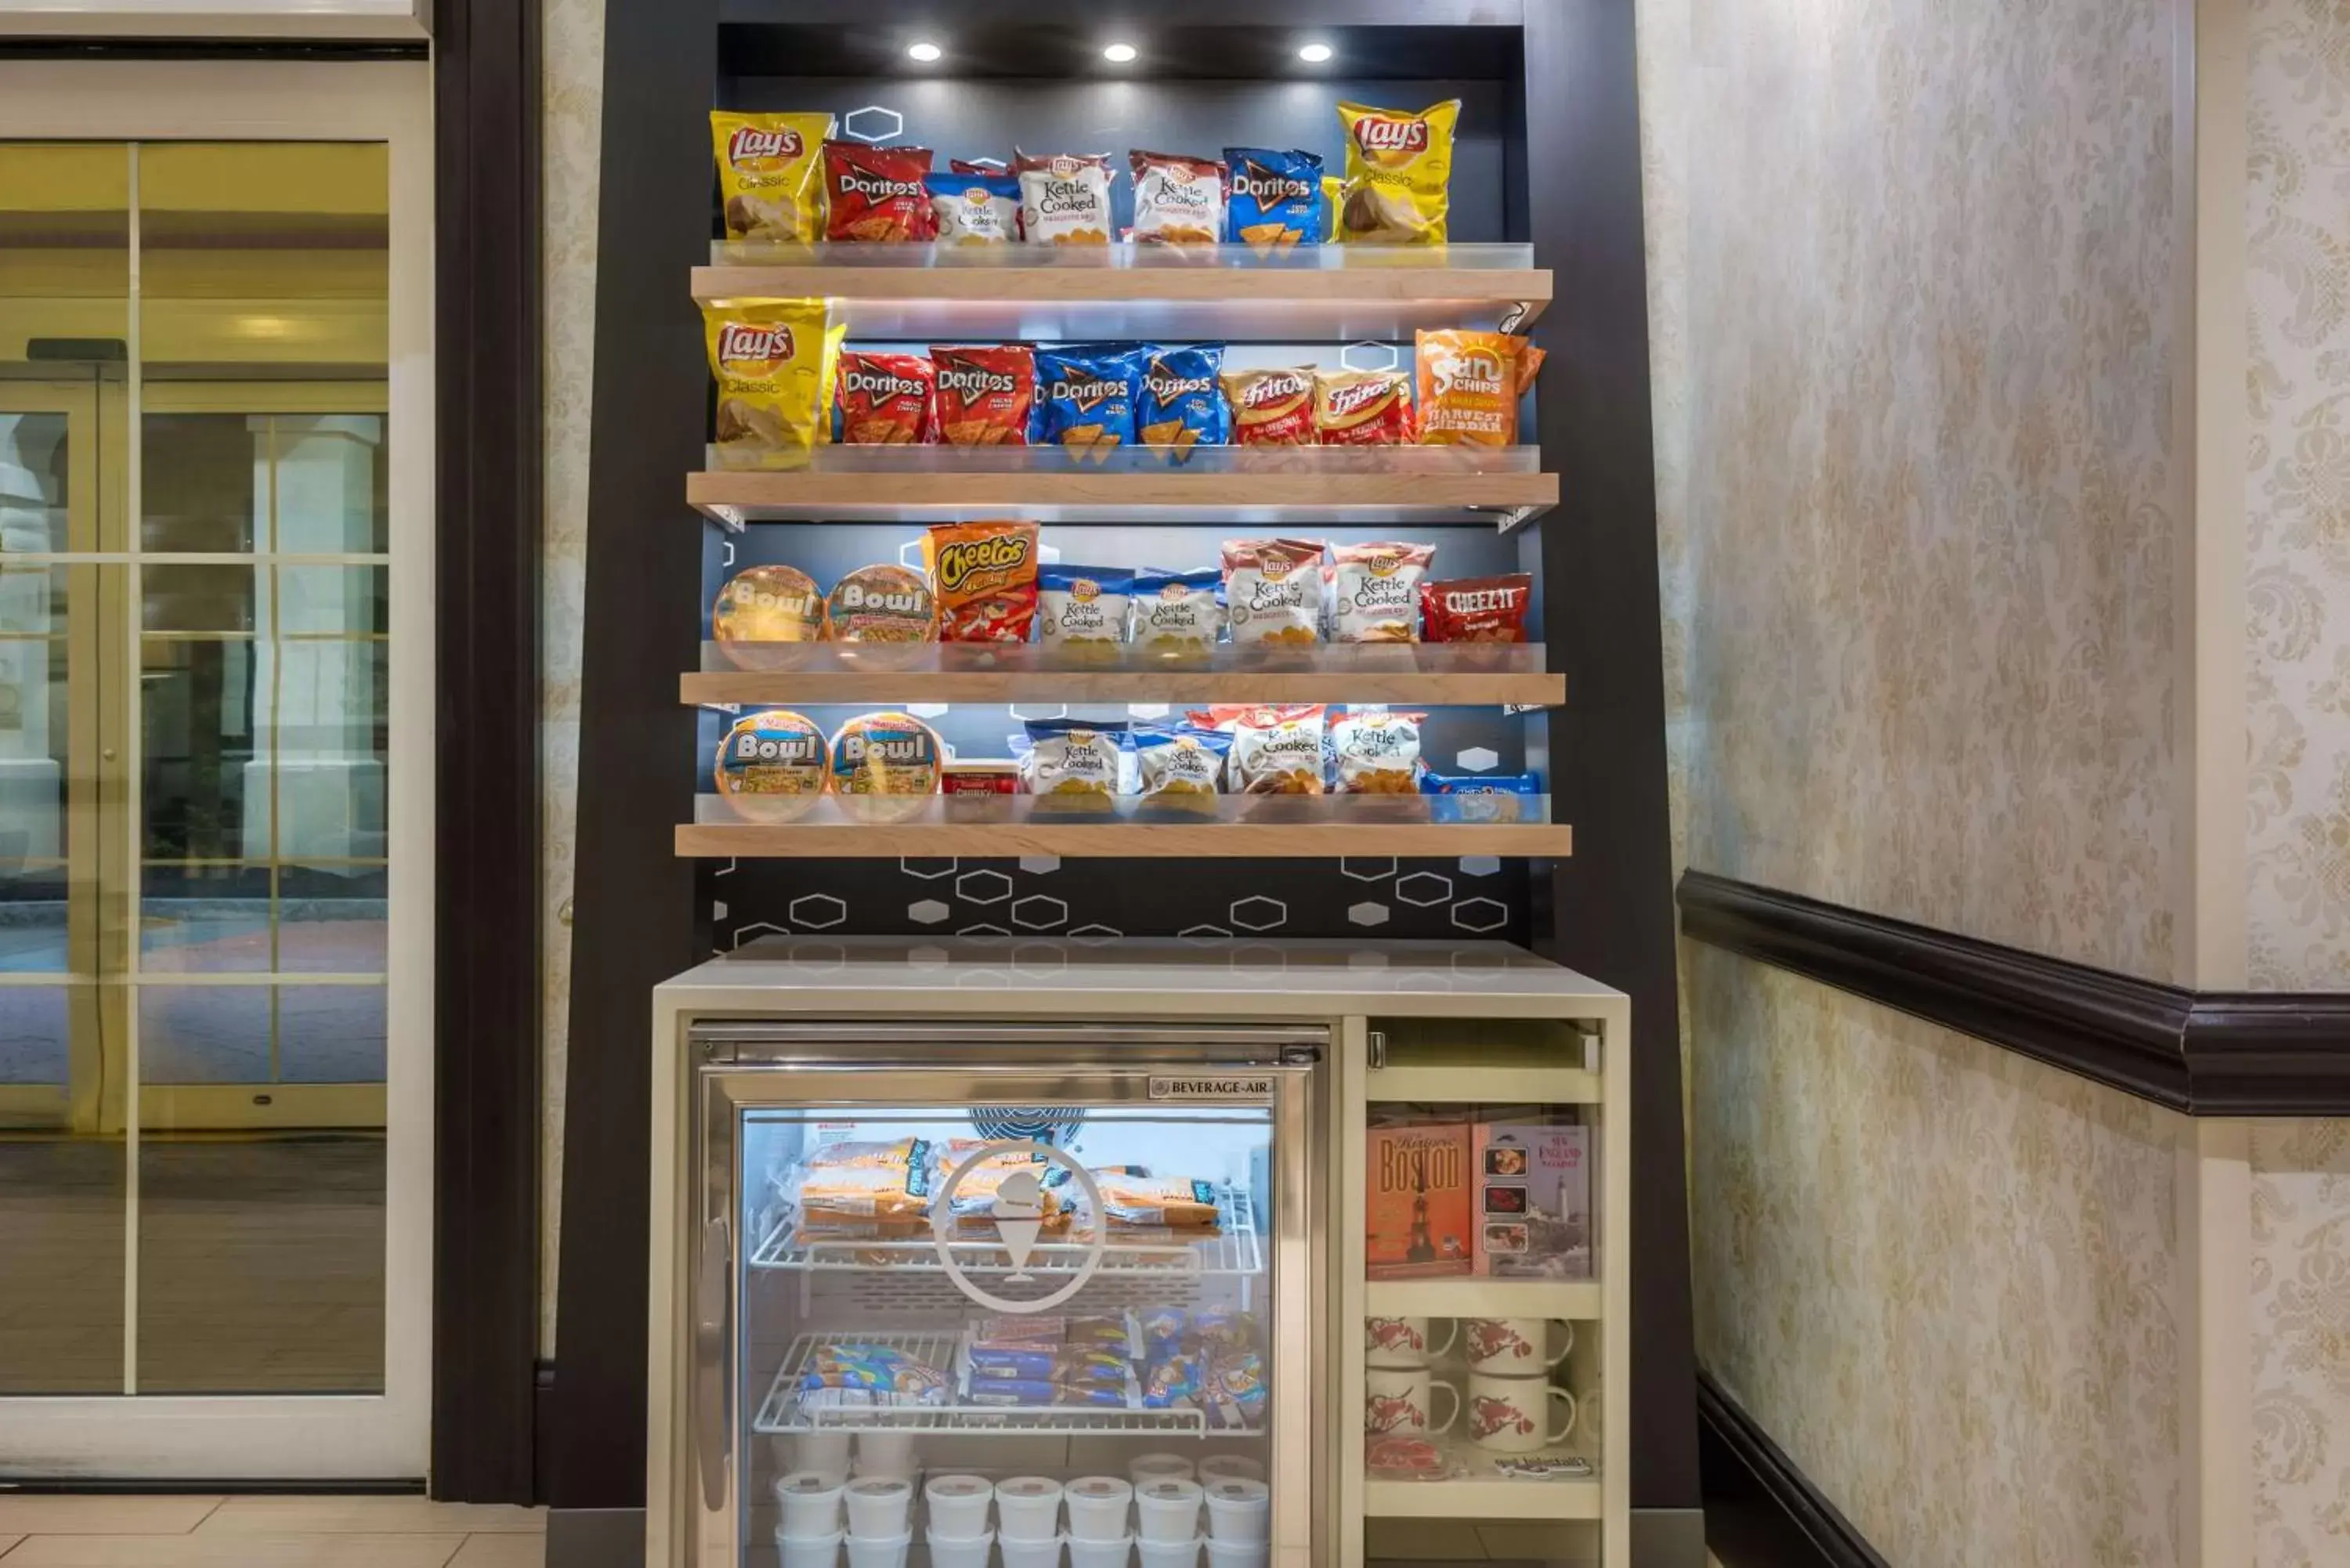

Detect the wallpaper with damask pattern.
[{"left": 1641, "top": 0, "right": 2188, "bottom": 1561}]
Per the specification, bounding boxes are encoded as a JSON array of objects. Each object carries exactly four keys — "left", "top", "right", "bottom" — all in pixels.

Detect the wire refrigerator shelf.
[
  {"left": 751, "top": 1184, "right": 1263, "bottom": 1281},
  {"left": 752, "top": 1330, "right": 1229, "bottom": 1438}
]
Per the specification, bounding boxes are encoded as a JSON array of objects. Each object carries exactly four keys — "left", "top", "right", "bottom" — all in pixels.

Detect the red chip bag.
[
  {"left": 835, "top": 351, "right": 935, "bottom": 444},
  {"left": 930, "top": 345, "right": 1035, "bottom": 446},
  {"left": 1420, "top": 573, "right": 1532, "bottom": 643},
  {"left": 823, "top": 142, "right": 936, "bottom": 242}
]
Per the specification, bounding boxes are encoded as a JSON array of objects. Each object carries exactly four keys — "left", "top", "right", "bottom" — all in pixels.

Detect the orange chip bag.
[
  {"left": 1414, "top": 330, "right": 1546, "bottom": 446},
  {"left": 924, "top": 520, "right": 1040, "bottom": 641}
]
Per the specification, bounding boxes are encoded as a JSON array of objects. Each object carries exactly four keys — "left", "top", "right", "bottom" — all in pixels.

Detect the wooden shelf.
[
  {"left": 682, "top": 667, "right": 1565, "bottom": 706},
  {"left": 677, "top": 820, "right": 1572, "bottom": 859},
  {"left": 1363, "top": 1278, "right": 1602, "bottom": 1320},
  {"left": 692, "top": 251, "right": 1549, "bottom": 342},
  {"left": 1368, "top": 1035, "right": 1600, "bottom": 1104},
  {"left": 689, "top": 466, "right": 1559, "bottom": 530},
  {"left": 1366, "top": 1443, "right": 1600, "bottom": 1522}
]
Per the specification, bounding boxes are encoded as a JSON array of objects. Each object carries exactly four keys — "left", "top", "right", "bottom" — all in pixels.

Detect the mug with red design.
[
  {"left": 1365, "top": 1315, "right": 1457, "bottom": 1369},
  {"left": 1364, "top": 1364, "right": 1460, "bottom": 1436},
  {"left": 1462, "top": 1316, "right": 1573, "bottom": 1375},
  {"left": 1466, "top": 1372, "right": 1576, "bottom": 1454}
]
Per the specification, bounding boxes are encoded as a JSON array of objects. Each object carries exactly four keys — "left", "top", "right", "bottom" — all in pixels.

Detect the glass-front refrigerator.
[{"left": 680, "top": 1022, "right": 1325, "bottom": 1568}]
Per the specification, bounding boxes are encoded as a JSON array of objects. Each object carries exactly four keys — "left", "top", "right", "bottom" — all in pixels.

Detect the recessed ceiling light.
[
  {"left": 1102, "top": 42, "right": 1138, "bottom": 63},
  {"left": 906, "top": 41, "right": 942, "bottom": 63},
  {"left": 1298, "top": 43, "right": 1333, "bottom": 63}
]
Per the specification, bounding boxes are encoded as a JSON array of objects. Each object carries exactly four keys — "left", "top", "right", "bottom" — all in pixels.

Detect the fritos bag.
[
  {"left": 822, "top": 141, "right": 936, "bottom": 242},
  {"left": 1314, "top": 368, "right": 1413, "bottom": 444},
  {"left": 834, "top": 350, "right": 935, "bottom": 445},
  {"left": 1220, "top": 367, "right": 1316, "bottom": 446},
  {"left": 930, "top": 345, "right": 1034, "bottom": 446},
  {"left": 924, "top": 520, "right": 1039, "bottom": 641},
  {"left": 711, "top": 111, "right": 833, "bottom": 243},
  {"left": 704, "top": 300, "right": 831, "bottom": 464},
  {"left": 1014, "top": 151, "right": 1114, "bottom": 244},
  {"left": 1415, "top": 330, "right": 1546, "bottom": 446},
  {"left": 1131, "top": 150, "right": 1224, "bottom": 245},
  {"left": 1336, "top": 99, "right": 1460, "bottom": 245}
]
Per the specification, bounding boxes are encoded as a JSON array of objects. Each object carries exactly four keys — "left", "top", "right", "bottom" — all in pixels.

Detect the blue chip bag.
[
  {"left": 1033, "top": 343, "right": 1143, "bottom": 457},
  {"left": 1421, "top": 771, "right": 1542, "bottom": 823},
  {"left": 1223, "top": 148, "right": 1324, "bottom": 251},
  {"left": 1137, "top": 343, "right": 1228, "bottom": 453}
]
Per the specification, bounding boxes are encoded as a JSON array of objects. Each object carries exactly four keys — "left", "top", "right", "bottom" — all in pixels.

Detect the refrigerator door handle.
[{"left": 694, "top": 1215, "right": 732, "bottom": 1512}]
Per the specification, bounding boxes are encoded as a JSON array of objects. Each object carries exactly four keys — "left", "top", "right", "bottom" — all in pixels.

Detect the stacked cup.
[
  {"left": 995, "top": 1476, "right": 1065, "bottom": 1568},
  {"left": 924, "top": 1475, "right": 994, "bottom": 1568},
  {"left": 1363, "top": 1316, "right": 1461, "bottom": 1440},
  {"left": 1067, "top": 1474, "right": 1138, "bottom": 1568},
  {"left": 1133, "top": 1475, "right": 1203, "bottom": 1568},
  {"left": 1200, "top": 1476, "right": 1270, "bottom": 1568},
  {"left": 841, "top": 1475, "right": 913, "bottom": 1568},
  {"left": 1462, "top": 1317, "right": 1577, "bottom": 1455},
  {"left": 774, "top": 1469, "right": 847, "bottom": 1568}
]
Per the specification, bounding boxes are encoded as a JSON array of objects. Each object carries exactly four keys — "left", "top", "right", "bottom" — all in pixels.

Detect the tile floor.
[{"left": 0, "top": 1495, "right": 541, "bottom": 1568}]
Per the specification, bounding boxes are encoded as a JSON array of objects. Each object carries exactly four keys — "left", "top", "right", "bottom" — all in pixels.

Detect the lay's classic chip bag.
[
  {"left": 1336, "top": 99, "right": 1460, "bottom": 245},
  {"left": 711, "top": 111, "right": 834, "bottom": 244},
  {"left": 1137, "top": 343, "right": 1228, "bottom": 455},
  {"left": 704, "top": 300, "right": 831, "bottom": 466},
  {"left": 1033, "top": 344, "right": 1143, "bottom": 458},
  {"left": 1223, "top": 148, "right": 1323, "bottom": 252}
]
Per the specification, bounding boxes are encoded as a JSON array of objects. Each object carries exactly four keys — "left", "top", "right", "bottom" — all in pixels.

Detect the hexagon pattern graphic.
[
  {"left": 1067, "top": 923, "right": 1123, "bottom": 943},
  {"left": 1179, "top": 925, "right": 1231, "bottom": 944},
  {"left": 1342, "top": 858, "right": 1398, "bottom": 882},
  {"left": 1012, "top": 894, "right": 1069, "bottom": 930},
  {"left": 844, "top": 106, "right": 905, "bottom": 144},
  {"left": 1455, "top": 746, "right": 1499, "bottom": 773},
  {"left": 956, "top": 869, "right": 1014, "bottom": 905},
  {"left": 1228, "top": 895, "right": 1287, "bottom": 932},
  {"left": 1450, "top": 897, "right": 1509, "bottom": 934},
  {"left": 729, "top": 921, "right": 786, "bottom": 948},
  {"left": 908, "top": 703, "right": 951, "bottom": 719},
  {"left": 958, "top": 923, "right": 1010, "bottom": 938},
  {"left": 1348, "top": 901, "right": 1391, "bottom": 927},
  {"left": 1396, "top": 873, "right": 1453, "bottom": 907},
  {"left": 1128, "top": 703, "right": 1170, "bottom": 720},
  {"left": 897, "top": 536, "right": 925, "bottom": 569},
  {"left": 1459, "top": 855, "right": 1502, "bottom": 878},
  {"left": 902, "top": 858, "right": 960, "bottom": 880},
  {"left": 908, "top": 899, "right": 950, "bottom": 926},
  {"left": 1340, "top": 339, "right": 1401, "bottom": 373},
  {"left": 1019, "top": 855, "right": 1062, "bottom": 875},
  {"left": 909, "top": 945, "right": 950, "bottom": 969},
  {"left": 1012, "top": 943, "right": 1068, "bottom": 978},
  {"left": 1009, "top": 702, "right": 1069, "bottom": 723},
  {"left": 787, "top": 893, "right": 847, "bottom": 930}
]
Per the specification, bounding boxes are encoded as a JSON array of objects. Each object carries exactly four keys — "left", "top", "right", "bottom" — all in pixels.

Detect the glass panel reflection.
[
  {"left": 277, "top": 862, "right": 386, "bottom": 973},
  {"left": 140, "top": 862, "right": 270, "bottom": 973}
]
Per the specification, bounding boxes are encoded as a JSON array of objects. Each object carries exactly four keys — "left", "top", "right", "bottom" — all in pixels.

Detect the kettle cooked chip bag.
[
  {"left": 711, "top": 111, "right": 834, "bottom": 244},
  {"left": 1192, "top": 703, "right": 1328, "bottom": 794},
  {"left": 1330, "top": 541, "right": 1436, "bottom": 644},
  {"left": 1131, "top": 150, "right": 1224, "bottom": 245},
  {"left": 1222, "top": 537, "right": 1325, "bottom": 646},
  {"left": 1130, "top": 566, "right": 1224, "bottom": 658},
  {"left": 1037, "top": 564, "right": 1134, "bottom": 650},
  {"left": 1336, "top": 99, "right": 1461, "bottom": 245},
  {"left": 924, "top": 169, "right": 1021, "bottom": 244},
  {"left": 1014, "top": 151, "right": 1115, "bottom": 244},
  {"left": 704, "top": 299, "right": 832, "bottom": 464},
  {"left": 1134, "top": 725, "right": 1233, "bottom": 811}
]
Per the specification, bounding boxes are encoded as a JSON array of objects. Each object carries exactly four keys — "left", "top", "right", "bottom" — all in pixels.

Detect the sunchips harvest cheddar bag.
[
  {"left": 705, "top": 300, "right": 831, "bottom": 464},
  {"left": 711, "top": 111, "right": 833, "bottom": 243},
  {"left": 1415, "top": 330, "right": 1546, "bottom": 446},
  {"left": 1336, "top": 99, "right": 1460, "bottom": 245}
]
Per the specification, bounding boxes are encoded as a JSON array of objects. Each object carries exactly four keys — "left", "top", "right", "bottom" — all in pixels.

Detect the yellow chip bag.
[
  {"left": 705, "top": 300, "right": 830, "bottom": 465},
  {"left": 1336, "top": 99, "right": 1459, "bottom": 245},
  {"left": 711, "top": 112, "right": 834, "bottom": 244}
]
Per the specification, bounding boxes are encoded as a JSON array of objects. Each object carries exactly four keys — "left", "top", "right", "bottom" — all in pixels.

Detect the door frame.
[{"left": 0, "top": 56, "right": 439, "bottom": 1482}]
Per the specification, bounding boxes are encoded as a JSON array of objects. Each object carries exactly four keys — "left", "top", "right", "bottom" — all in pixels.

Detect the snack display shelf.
[
  {"left": 1365, "top": 1439, "right": 1601, "bottom": 1521},
  {"left": 750, "top": 1184, "right": 1264, "bottom": 1280},
  {"left": 685, "top": 649, "right": 1563, "bottom": 707},
  {"left": 689, "top": 454, "right": 1559, "bottom": 532},
  {"left": 1362, "top": 1279, "right": 1603, "bottom": 1321},
  {"left": 751, "top": 1330, "right": 1225, "bottom": 1439},
  {"left": 695, "top": 242, "right": 1548, "bottom": 342}
]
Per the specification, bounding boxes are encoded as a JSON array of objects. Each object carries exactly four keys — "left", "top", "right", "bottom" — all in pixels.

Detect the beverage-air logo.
[
  {"left": 728, "top": 125, "right": 804, "bottom": 166},
  {"left": 732, "top": 728, "right": 822, "bottom": 764},
  {"left": 1354, "top": 116, "right": 1431, "bottom": 156},
  {"left": 1233, "top": 159, "right": 1314, "bottom": 205},
  {"left": 1145, "top": 364, "right": 1214, "bottom": 403},
  {"left": 717, "top": 322, "right": 795, "bottom": 370},
  {"left": 842, "top": 364, "right": 930, "bottom": 403},
  {"left": 936, "top": 533, "right": 1033, "bottom": 592},
  {"left": 1047, "top": 373, "right": 1123, "bottom": 412},
  {"left": 938, "top": 363, "right": 1018, "bottom": 399},
  {"left": 1148, "top": 1075, "right": 1276, "bottom": 1101},
  {"left": 1326, "top": 379, "right": 1395, "bottom": 420}
]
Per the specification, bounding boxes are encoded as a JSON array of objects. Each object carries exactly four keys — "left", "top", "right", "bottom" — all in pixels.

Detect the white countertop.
[{"left": 655, "top": 936, "right": 1625, "bottom": 1020}]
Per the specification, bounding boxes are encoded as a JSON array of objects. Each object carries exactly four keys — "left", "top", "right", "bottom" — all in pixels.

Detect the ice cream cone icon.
[{"left": 993, "top": 1169, "right": 1044, "bottom": 1281}]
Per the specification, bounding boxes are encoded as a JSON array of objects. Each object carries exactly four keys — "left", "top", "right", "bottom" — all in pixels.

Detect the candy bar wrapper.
[
  {"left": 965, "top": 1346, "right": 1130, "bottom": 1385},
  {"left": 965, "top": 1376, "right": 1134, "bottom": 1409},
  {"left": 1140, "top": 1349, "right": 1208, "bottom": 1409},
  {"left": 801, "top": 1344, "right": 947, "bottom": 1402}
]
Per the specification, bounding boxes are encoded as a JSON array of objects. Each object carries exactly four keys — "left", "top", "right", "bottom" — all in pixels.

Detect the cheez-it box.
[
  {"left": 1473, "top": 1122, "right": 1591, "bottom": 1279},
  {"left": 1366, "top": 1122, "right": 1473, "bottom": 1279}
]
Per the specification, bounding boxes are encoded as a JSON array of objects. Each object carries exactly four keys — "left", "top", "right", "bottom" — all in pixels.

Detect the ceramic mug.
[
  {"left": 1466, "top": 1373, "right": 1576, "bottom": 1454},
  {"left": 1462, "top": 1317, "right": 1573, "bottom": 1375},
  {"left": 1364, "top": 1365, "right": 1460, "bottom": 1436},
  {"left": 1364, "top": 1315, "right": 1458, "bottom": 1368}
]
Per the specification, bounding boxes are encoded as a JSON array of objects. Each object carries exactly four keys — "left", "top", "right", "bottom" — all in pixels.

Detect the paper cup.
[
  {"left": 1000, "top": 1534, "right": 1065, "bottom": 1568},
  {"left": 776, "top": 1528, "right": 844, "bottom": 1568},
  {"left": 844, "top": 1476, "right": 913, "bottom": 1539},
  {"left": 925, "top": 1529, "right": 993, "bottom": 1568},
  {"left": 1133, "top": 1478, "right": 1203, "bottom": 1545},
  {"left": 996, "top": 1476, "right": 1065, "bottom": 1543},
  {"left": 855, "top": 1429, "right": 918, "bottom": 1479},
  {"left": 1202, "top": 1538, "right": 1268, "bottom": 1568},
  {"left": 1066, "top": 1533, "right": 1135, "bottom": 1568},
  {"left": 1135, "top": 1537, "right": 1203, "bottom": 1568},
  {"left": 1196, "top": 1456, "right": 1264, "bottom": 1485},
  {"left": 774, "top": 1471, "right": 847, "bottom": 1537},
  {"left": 1128, "top": 1453, "right": 1195, "bottom": 1487},
  {"left": 844, "top": 1529, "right": 912, "bottom": 1568},
  {"left": 794, "top": 1431, "right": 853, "bottom": 1486},
  {"left": 924, "top": 1475, "right": 993, "bottom": 1538},
  {"left": 1064, "top": 1476, "right": 1134, "bottom": 1541},
  {"left": 1201, "top": 1479, "right": 1268, "bottom": 1545}
]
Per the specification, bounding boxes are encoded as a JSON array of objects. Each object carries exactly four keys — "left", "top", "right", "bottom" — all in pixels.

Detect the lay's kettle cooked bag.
[{"left": 1336, "top": 99, "right": 1460, "bottom": 245}]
